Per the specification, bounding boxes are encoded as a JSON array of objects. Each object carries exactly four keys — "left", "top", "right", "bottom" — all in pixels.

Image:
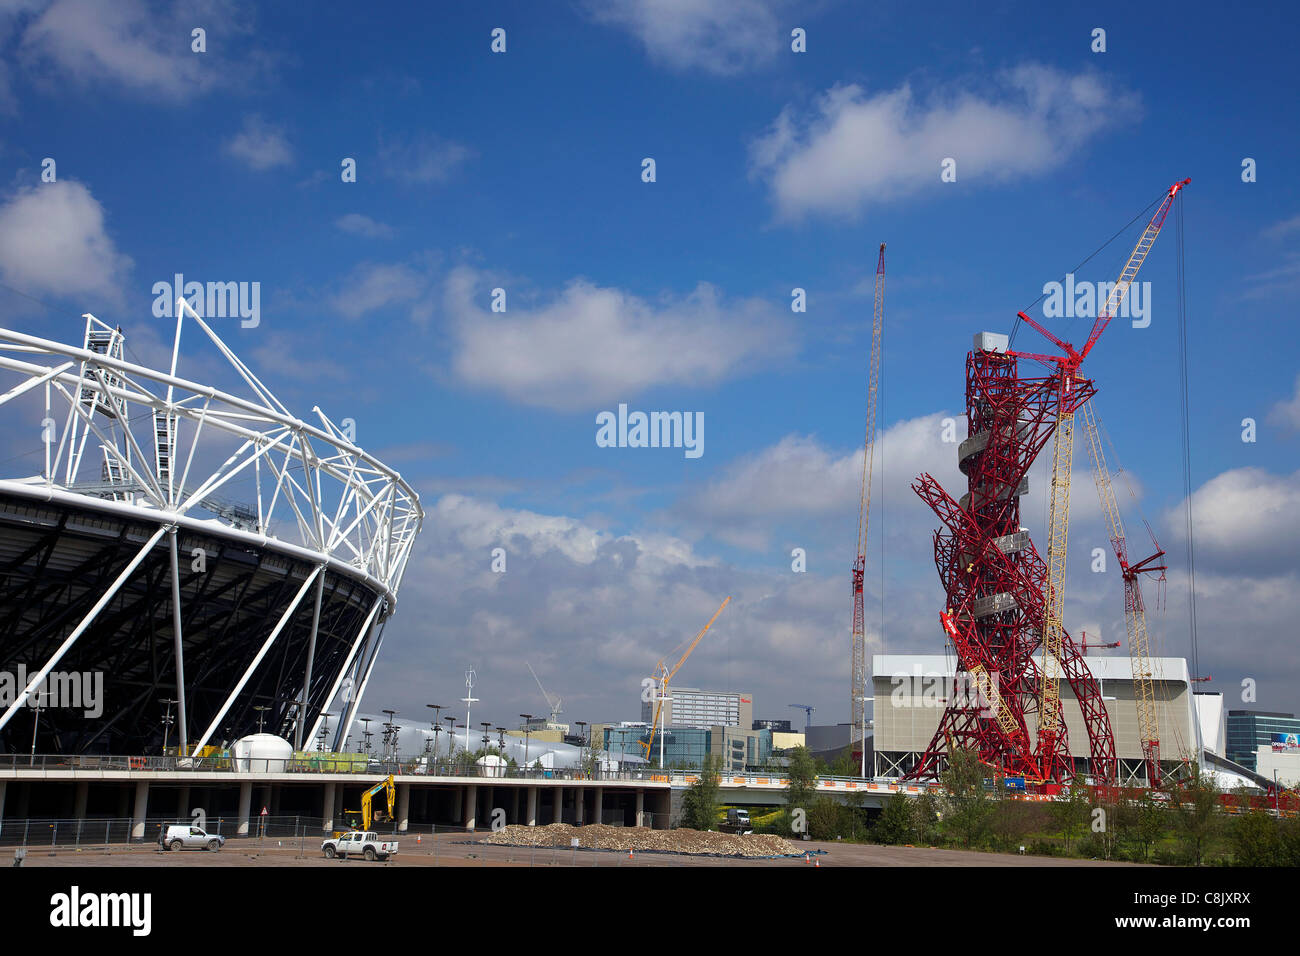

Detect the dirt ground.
[{"left": 10, "top": 831, "right": 1145, "bottom": 868}]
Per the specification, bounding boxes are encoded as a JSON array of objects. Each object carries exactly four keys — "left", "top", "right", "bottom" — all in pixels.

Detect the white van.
[{"left": 160, "top": 824, "right": 225, "bottom": 851}]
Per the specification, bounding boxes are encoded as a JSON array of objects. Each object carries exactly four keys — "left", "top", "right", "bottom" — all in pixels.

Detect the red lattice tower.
[
  {"left": 906, "top": 348, "right": 1114, "bottom": 785},
  {"left": 905, "top": 179, "right": 1189, "bottom": 787}
]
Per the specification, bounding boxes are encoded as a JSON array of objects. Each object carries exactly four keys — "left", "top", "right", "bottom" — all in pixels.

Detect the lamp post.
[
  {"left": 253, "top": 704, "right": 269, "bottom": 734},
  {"left": 576, "top": 721, "right": 589, "bottom": 776},
  {"left": 520, "top": 714, "right": 532, "bottom": 772},
  {"left": 426, "top": 704, "right": 443, "bottom": 759},
  {"left": 461, "top": 668, "right": 478, "bottom": 763},
  {"left": 444, "top": 715, "right": 457, "bottom": 760},
  {"left": 480, "top": 721, "right": 492, "bottom": 755},
  {"left": 160, "top": 698, "right": 178, "bottom": 755}
]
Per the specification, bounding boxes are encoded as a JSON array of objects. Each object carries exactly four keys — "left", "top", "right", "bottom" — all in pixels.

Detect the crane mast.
[
  {"left": 1081, "top": 401, "right": 1165, "bottom": 786},
  {"left": 641, "top": 596, "right": 731, "bottom": 763},
  {"left": 852, "top": 242, "right": 885, "bottom": 735},
  {"left": 1019, "top": 180, "right": 1188, "bottom": 777}
]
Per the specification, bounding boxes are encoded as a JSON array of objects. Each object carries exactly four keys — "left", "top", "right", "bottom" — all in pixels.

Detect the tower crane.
[
  {"left": 1080, "top": 401, "right": 1169, "bottom": 786},
  {"left": 525, "top": 661, "right": 563, "bottom": 726},
  {"left": 852, "top": 243, "right": 886, "bottom": 735},
  {"left": 641, "top": 596, "right": 731, "bottom": 765},
  {"left": 1011, "top": 179, "right": 1189, "bottom": 779},
  {"left": 788, "top": 704, "right": 816, "bottom": 728}
]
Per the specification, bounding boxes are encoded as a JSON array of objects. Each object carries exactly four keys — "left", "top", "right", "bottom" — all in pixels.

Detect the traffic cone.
[
  {"left": 804, "top": 852, "right": 811, "bottom": 864},
  {"left": 627, "top": 849, "right": 634, "bottom": 859},
  {"left": 417, "top": 834, "right": 422, "bottom": 844},
  {"left": 814, "top": 856, "right": 820, "bottom": 868}
]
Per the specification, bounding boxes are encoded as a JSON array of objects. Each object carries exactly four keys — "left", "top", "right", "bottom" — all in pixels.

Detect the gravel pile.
[{"left": 481, "top": 823, "right": 800, "bottom": 858}]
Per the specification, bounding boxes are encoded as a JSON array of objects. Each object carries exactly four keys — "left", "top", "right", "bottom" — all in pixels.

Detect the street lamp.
[
  {"left": 480, "top": 721, "right": 492, "bottom": 753},
  {"left": 520, "top": 714, "right": 533, "bottom": 771},
  {"left": 444, "top": 715, "right": 457, "bottom": 759},
  {"left": 426, "top": 704, "right": 443, "bottom": 758},
  {"left": 160, "top": 698, "right": 178, "bottom": 755},
  {"left": 253, "top": 704, "right": 270, "bottom": 734}
]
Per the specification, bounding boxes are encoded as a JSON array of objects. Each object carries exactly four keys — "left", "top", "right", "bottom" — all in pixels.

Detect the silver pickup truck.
[{"left": 321, "top": 831, "right": 398, "bottom": 861}]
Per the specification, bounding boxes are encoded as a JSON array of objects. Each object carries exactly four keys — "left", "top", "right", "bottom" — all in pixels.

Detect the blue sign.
[{"left": 1005, "top": 777, "right": 1025, "bottom": 791}]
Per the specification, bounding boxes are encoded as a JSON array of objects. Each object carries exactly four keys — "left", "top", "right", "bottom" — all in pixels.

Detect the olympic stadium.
[{"left": 0, "top": 304, "right": 422, "bottom": 756}]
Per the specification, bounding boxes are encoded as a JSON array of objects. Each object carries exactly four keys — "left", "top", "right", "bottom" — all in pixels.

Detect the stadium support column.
[
  {"left": 322, "top": 782, "right": 336, "bottom": 833},
  {"left": 131, "top": 780, "right": 149, "bottom": 841},
  {"left": 462, "top": 784, "right": 477, "bottom": 830},
  {"left": 576, "top": 786, "right": 584, "bottom": 826},
  {"left": 594, "top": 786, "right": 603, "bottom": 826},
  {"left": 237, "top": 781, "right": 252, "bottom": 837},
  {"left": 635, "top": 789, "right": 644, "bottom": 827},
  {"left": 74, "top": 782, "right": 89, "bottom": 820},
  {"left": 526, "top": 787, "right": 537, "bottom": 826},
  {"left": 167, "top": 527, "right": 189, "bottom": 753},
  {"left": 0, "top": 780, "right": 6, "bottom": 834},
  {"left": 295, "top": 568, "right": 327, "bottom": 750},
  {"left": 305, "top": 597, "right": 383, "bottom": 749},
  {"left": 0, "top": 526, "right": 167, "bottom": 735},
  {"left": 554, "top": 787, "right": 565, "bottom": 824},
  {"left": 396, "top": 783, "right": 410, "bottom": 833}
]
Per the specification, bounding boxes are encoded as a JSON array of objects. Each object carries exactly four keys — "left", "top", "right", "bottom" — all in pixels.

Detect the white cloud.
[
  {"left": 0, "top": 180, "right": 131, "bottom": 304},
  {"left": 751, "top": 65, "right": 1141, "bottom": 220},
  {"left": 12, "top": 0, "right": 260, "bottom": 101},
  {"left": 445, "top": 266, "right": 795, "bottom": 410},
  {"left": 1163, "top": 466, "right": 1300, "bottom": 575},
  {"left": 378, "top": 133, "right": 473, "bottom": 185},
  {"left": 1268, "top": 373, "right": 1300, "bottom": 431},
  {"left": 584, "top": 0, "right": 790, "bottom": 75},
  {"left": 679, "top": 412, "right": 962, "bottom": 550},
  {"left": 225, "top": 114, "right": 292, "bottom": 171},
  {"left": 1263, "top": 212, "right": 1300, "bottom": 241},
  {"left": 335, "top": 213, "right": 394, "bottom": 239},
  {"left": 330, "top": 259, "right": 435, "bottom": 321}
]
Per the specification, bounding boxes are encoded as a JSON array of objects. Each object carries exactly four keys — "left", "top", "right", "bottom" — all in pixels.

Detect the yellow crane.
[
  {"left": 1081, "top": 401, "right": 1166, "bottom": 786},
  {"left": 641, "top": 596, "right": 731, "bottom": 766},
  {"left": 1026, "top": 180, "right": 1189, "bottom": 770}
]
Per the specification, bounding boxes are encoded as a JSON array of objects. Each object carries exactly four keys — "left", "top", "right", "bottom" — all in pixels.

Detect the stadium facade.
[{"left": 0, "top": 307, "right": 422, "bottom": 756}]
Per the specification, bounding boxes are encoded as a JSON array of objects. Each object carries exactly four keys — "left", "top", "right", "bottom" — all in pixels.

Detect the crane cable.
[
  {"left": 1175, "top": 190, "right": 1203, "bottom": 749},
  {"left": 1010, "top": 190, "right": 1167, "bottom": 348}
]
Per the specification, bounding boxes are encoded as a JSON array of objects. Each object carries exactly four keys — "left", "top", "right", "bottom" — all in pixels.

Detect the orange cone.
[
  {"left": 627, "top": 849, "right": 634, "bottom": 859},
  {"left": 814, "top": 856, "right": 820, "bottom": 867},
  {"left": 417, "top": 834, "right": 422, "bottom": 844}
]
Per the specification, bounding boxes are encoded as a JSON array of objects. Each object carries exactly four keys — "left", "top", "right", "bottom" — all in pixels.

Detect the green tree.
[
  {"left": 1125, "top": 788, "right": 1168, "bottom": 863},
  {"left": 826, "top": 747, "right": 858, "bottom": 778},
  {"left": 1230, "top": 809, "right": 1280, "bottom": 866},
  {"left": 680, "top": 754, "right": 722, "bottom": 830},
  {"left": 873, "top": 794, "right": 914, "bottom": 845},
  {"left": 939, "top": 748, "right": 993, "bottom": 848},
  {"left": 1170, "top": 764, "right": 1224, "bottom": 866},
  {"left": 1048, "top": 784, "right": 1092, "bottom": 854},
  {"left": 913, "top": 791, "right": 939, "bottom": 845},
  {"left": 784, "top": 745, "right": 818, "bottom": 819}
]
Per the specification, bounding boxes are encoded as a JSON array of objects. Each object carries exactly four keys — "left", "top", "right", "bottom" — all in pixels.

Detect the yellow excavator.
[{"left": 341, "top": 775, "right": 395, "bottom": 834}]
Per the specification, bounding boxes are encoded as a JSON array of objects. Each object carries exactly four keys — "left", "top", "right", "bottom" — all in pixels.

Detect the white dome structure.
[{"left": 231, "top": 733, "right": 294, "bottom": 772}]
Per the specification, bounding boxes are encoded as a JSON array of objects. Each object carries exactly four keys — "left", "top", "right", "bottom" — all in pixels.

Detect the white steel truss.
[{"left": 0, "top": 304, "right": 424, "bottom": 751}]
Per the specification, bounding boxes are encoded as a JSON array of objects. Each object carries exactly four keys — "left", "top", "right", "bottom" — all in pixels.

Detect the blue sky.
[{"left": 2, "top": 0, "right": 1298, "bottom": 735}]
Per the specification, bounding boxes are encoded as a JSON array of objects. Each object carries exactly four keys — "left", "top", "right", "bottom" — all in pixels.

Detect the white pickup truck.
[{"left": 321, "top": 830, "right": 398, "bottom": 861}]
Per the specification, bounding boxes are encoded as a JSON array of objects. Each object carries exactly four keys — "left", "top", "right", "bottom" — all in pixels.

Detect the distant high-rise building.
[
  {"left": 640, "top": 687, "right": 752, "bottom": 731},
  {"left": 1227, "top": 710, "right": 1300, "bottom": 772}
]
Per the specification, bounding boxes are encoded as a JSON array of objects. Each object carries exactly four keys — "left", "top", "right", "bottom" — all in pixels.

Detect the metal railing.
[{"left": 0, "top": 753, "right": 938, "bottom": 792}]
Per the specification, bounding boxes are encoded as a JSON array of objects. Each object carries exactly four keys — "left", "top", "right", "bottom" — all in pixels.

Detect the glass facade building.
[{"left": 1225, "top": 710, "right": 1300, "bottom": 771}]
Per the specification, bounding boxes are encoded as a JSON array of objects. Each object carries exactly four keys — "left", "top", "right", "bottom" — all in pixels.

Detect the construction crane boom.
[
  {"left": 1081, "top": 400, "right": 1165, "bottom": 785},
  {"left": 526, "top": 661, "right": 563, "bottom": 724},
  {"left": 642, "top": 596, "right": 731, "bottom": 762},
  {"left": 1020, "top": 180, "right": 1188, "bottom": 777},
  {"left": 852, "top": 242, "right": 886, "bottom": 734}
]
